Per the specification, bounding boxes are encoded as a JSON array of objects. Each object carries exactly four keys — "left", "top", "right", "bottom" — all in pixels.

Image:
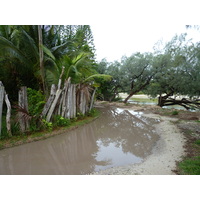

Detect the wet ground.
[{"left": 0, "top": 106, "right": 160, "bottom": 175}]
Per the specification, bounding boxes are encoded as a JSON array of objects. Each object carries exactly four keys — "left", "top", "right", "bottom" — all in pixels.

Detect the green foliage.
[
  {"left": 171, "top": 110, "right": 179, "bottom": 115},
  {"left": 0, "top": 25, "right": 98, "bottom": 100},
  {"left": 27, "top": 88, "right": 45, "bottom": 116},
  {"left": 86, "top": 108, "right": 99, "bottom": 117},
  {"left": 96, "top": 59, "right": 123, "bottom": 101},
  {"left": 77, "top": 112, "right": 85, "bottom": 119},
  {"left": 42, "top": 119, "right": 53, "bottom": 131},
  {"left": 0, "top": 115, "right": 8, "bottom": 139},
  {"left": 195, "top": 140, "right": 200, "bottom": 145},
  {"left": 53, "top": 115, "right": 71, "bottom": 127},
  {"left": 0, "top": 115, "right": 21, "bottom": 139},
  {"left": 146, "top": 33, "right": 200, "bottom": 99},
  {"left": 97, "top": 33, "right": 200, "bottom": 105}
]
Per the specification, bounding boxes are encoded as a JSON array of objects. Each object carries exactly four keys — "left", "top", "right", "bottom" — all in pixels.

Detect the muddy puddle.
[{"left": 0, "top": 106, "right": 160, "bottom": 175}]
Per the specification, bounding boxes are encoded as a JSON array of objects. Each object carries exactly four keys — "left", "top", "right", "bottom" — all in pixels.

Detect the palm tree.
[
  {"left": 0, "top": 25, "right": 41, "bottom": 99},
  {"left": 0, "top": 25, "right": 104, "bottom": 101}
]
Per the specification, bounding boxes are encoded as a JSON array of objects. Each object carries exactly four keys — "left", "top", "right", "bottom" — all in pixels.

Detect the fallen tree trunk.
[{"left": 158, "top": 97, "right": 200, "bottom": 110}]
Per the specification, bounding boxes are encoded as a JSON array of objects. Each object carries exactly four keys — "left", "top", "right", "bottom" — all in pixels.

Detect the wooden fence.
[
  {"left": 0, "top": 78, "right": 96, "bottom": 136},
  {"left": 0, "top": 81, "right": 4, "bottom": 137}
]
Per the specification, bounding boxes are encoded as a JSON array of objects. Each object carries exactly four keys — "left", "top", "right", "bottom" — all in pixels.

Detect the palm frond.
[
  {"left": 42, "top": 44, "right": 55, "bottom": 60},
  {"left": 20, "top": 28, "right": 39, "bottom": 60},
  {"left": 0, "top": 35, "right": 31, "bottom": 65},
  {"left": 51, "top": 41, "right": 71, "bottom": 58},
  {"left": 13, "top": 104, "right": 32, "bottom": 121},
  {"left": 83, "top": 74, "right": 112, "bottom": 83}
]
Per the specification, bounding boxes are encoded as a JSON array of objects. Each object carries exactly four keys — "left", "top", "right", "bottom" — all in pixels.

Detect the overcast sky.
[
  {"left": 2, "top": 0, "right": 200, "bottom": 64},
  {"left": 91, "top": 24, "right": 200, "bottom": 62}
]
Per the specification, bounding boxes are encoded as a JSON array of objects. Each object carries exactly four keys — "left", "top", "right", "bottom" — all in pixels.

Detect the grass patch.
[
  {"left": 171, "top": 110, "right": 179, "bottom": 115},
  {"left": 129, "top": 97, "right": 157, "bottom": 104},
  {"left": 178, "top": 156, "right": 200, "bottom": 175},
  {"left": 177, "top": 137, "right": 200, "bottom": 175},
  {"left": 0, "top": 108, "right": 101, "bottom": 150},
  {"left": 195, "top": 140, "right": 200, "bottom": 145}
]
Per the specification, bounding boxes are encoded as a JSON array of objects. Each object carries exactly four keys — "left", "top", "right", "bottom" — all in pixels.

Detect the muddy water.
[{"left": 0, "top": 106, "right": 160, "bottom": 175}]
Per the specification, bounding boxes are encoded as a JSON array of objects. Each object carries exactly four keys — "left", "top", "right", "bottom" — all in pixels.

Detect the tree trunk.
[
  {"left": 38, "top": 25, "right": 46, "bottom": 95},
  {"left": 157, "top": 93, "right": 173, "bottom": 107},
  {"left": 58, "top": 66, "right": 65, "bottom": 90},
  {"left": 124, "top": 91, "right": 135, "bottom": 104},
  {"left": 0, "top": 81, "right": 5, "bottom": 137},
  {"left": 158, "top": 95, "right": 166, "bottom": 107},
  {"left": 123, "top": 76, "right": 153, "bottom": 104},
  {"left": 159, "top": 97, "right": 200, "bottom": 110},
  {"left": 4, "top": 93, "right": 12, "bottom": 137}
]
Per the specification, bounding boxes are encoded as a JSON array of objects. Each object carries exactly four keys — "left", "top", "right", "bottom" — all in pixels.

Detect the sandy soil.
[{"left": 91, "top": 103, "right": 186, "bottom": 175}]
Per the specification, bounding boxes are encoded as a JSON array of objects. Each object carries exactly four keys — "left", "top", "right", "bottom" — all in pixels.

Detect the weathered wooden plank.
[
  {"left": 80, "top": 90, "right": 86, "bottom": 115},
  {"left": 41, "top": 84, "right": 56, "bottom": 118},
  {"left": 89, "top": 87, "right": 97, "bottom": 111},
  {"left": 58, "top": 90, "right": 64, "bottom": 116},
  {"left": 0, "top": 81, "right": 5, "bottom": 137},
  {"left": 18, "top": 86, "right": 29, "bottom": 132},
  {"left": 72, "top": 84, "right": 76, "bottom": 118},
  {"left": 65, "top": 81, "right": 71, "bottom": 119},
  {"left": 76, "top": 84, "right": 81, "bottom": 113},
  {"left": 5, "top": 93, "right": 12, "bottom": 137},
  {"left": 61, "top": 80, "right": 70, "bottom": 117},
  {"left": 70, "top": 84, "right": 75, "bottom": 118},
  {"left": 18, "top": 88, "right": 25, "bottom": 132},
  {"left": 46, "top": 89, "right": 62, "bottom": 122}
]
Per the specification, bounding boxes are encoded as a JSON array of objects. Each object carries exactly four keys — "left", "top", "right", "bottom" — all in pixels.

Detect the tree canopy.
[{"left": 96, "top": 30, "right": 200, "bottom": 109}]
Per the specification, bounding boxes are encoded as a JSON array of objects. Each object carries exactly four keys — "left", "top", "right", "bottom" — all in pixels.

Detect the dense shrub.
[{"left": 27, "top": 88, "right": 45, "bottom": 116}]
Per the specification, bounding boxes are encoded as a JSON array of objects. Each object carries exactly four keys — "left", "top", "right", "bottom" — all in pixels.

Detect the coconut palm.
[{"left": 0, "top": 25, "right": 104, "bottom": 101}]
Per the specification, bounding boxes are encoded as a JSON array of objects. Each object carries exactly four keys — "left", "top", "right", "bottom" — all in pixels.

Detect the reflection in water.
[{"left": 0, "top": 106, "right": 159, "bottom": 175}]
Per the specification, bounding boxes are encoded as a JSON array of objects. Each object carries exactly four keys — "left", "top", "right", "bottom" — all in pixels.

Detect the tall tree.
[
  {"left": 121, "top": 52, "right": 155, "bottom": 103},
  {"left": 38, "top": 25, "right": 46, "bottom": 94},
  {"left": 146, "top": 34, "right": 200, "bottom": 109}
]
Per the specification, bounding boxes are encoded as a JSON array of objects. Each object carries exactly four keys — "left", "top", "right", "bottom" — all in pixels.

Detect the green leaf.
[{"left": 42, "top": 44, "right": 55, "bottom": 60}]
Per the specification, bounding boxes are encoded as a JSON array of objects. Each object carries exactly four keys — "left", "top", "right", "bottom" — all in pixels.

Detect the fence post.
[
  {"left": 71, "top": 84, "right": 76, "bottom": 118},
  {"left": 41, "top": 84, "right": 56, "bottom": 118},
  {"left": 18, "top": 86, "right": 29, "bottom": 132},
  {"left": 89, "top": 88, "right": 97, "bottom": 111},
  {"left": 5, "top": 93, "right": 12, "bottom": 136},
  {"left": 0, "top": 81, "right": 5, "bottom": 137}
]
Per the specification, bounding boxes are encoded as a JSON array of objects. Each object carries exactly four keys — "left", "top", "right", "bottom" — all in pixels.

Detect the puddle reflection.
[{"left": 0, "top": 106, "right": 159, "bottom": 175}]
